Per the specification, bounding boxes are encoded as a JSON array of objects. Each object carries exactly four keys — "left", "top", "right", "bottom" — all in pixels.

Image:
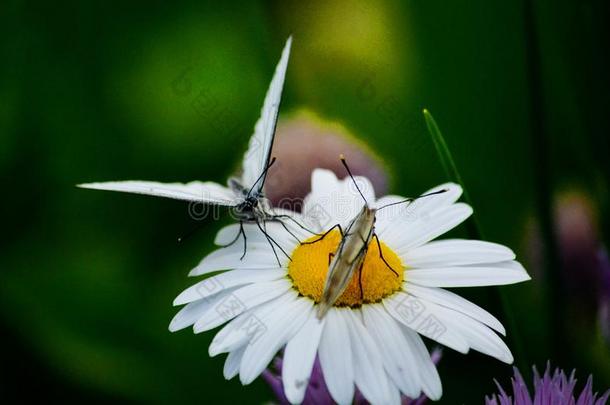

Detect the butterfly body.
[{"left": 227, "top": 178, "right": 270, "bottom": 221}]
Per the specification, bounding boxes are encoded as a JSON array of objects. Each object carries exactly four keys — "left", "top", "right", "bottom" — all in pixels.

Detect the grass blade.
[{"left": 423, "top": 108, "right": 527, "bottom": 370}]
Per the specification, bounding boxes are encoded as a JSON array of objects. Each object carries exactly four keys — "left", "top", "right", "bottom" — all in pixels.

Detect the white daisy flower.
[{"left": 169, "top": 168, "right": 530, "bottom": 404}]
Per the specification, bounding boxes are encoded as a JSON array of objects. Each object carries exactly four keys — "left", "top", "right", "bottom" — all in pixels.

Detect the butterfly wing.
[
  {"left": 78, "top": 180, "right": 238, "bottom": 206},
  {"left": 240, "top": 36, "right": 292, "bottom": 194}
]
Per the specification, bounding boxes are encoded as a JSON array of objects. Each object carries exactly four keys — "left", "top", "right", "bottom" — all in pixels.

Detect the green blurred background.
[{"left": 1, "top": 0, "right": 609, "bottom": 403}]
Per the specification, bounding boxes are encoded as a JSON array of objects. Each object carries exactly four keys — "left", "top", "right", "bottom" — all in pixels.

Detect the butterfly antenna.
[
  {"left": 246, "top": 156, "right": 277, "bottom": 198},
  {"left": 340, "top": 154, "right": 368, "bottom": 204},
  {"left": 377, "top": 188, "right": 449, "bottom": 211}
]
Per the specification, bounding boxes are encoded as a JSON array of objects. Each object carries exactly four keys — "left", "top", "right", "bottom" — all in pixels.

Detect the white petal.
[
  {"left": 302, "top": 169, "right": 373, "bottom": 229},
  {"left": 223, "top": 346, "right": 246, "bottom": 379},
  {"left": 209, "top": 292, "right": 296, "bottom": 356},
  {"left": 418, "top": 182, "right": 463, "bottom": 211},
  {"left": 406, "top": 260, "right": 531, "bottom": 287},
  {"left": 405, "top": 283, "right": 505, "bottom": 335},
  {"left": 77, "top": 180, "right": 237, "bottom": 204},
  {"left": 174, "top": 269, "right": 284, "bottom": 306},
  {"left": 362, "top": 304, "right": 421, "bottom": 398},
  {"left": 403, "top": 239, "right": 516, "bottom": 268},
  {"left": 384, "top": 292, "right": 469, "bottom": 353},
  {"left": 215, "top": 223, "right": 275, "bottom": 246},
  {"left": 168, "top": 287, "right": 238, "bottom": 332},
  {"left": 399, "top": 325, "right": 443, "bottom": 400},
  {"left": 318, "top": 308, "right": 355, "bottom": 405},
  {"left": 311, "top": 168, "right": 341, "bottom": 191},
  {"left": 214, "top": 222, "right": 300, "bottom": 253},
  {"left": 239, "top": 297, "right": 312, "bottom": 384},
  {"left": 388, "top": 203, "right": 473, "bottom": 253},
  {"left": 282, "top": 311, "right": 326, "bottom": 404},
  {"left": 374, "top": 194, "right": 407, "bottom": 210},
  {"left": 375, "top": 183, "right": 462, "bottom": 237},
  {"left": 189, "top": 248, "right": 280, "bottom": 276},
  {"left": 432, "top": 308, "right": 513, "bottom": 363},
  {"left": 209, "top": 313, "right": 251, "bottom": 357},
  {"left": 193, "top": 279, "right": 292, "bottom": 332},
  {"left": 345, "top": 310, "right": 394, "bottom": 405},
  {"left": 391, "top": 291, "right": 513, "bottom": 364}
]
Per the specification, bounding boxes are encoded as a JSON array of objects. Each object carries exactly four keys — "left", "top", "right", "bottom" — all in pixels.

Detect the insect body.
[
  {"left": 313, "top": 157, "right": 445, "bottom": 319},
  {"left": 317, "top": 205, "right": 375, "bottom": 318}
]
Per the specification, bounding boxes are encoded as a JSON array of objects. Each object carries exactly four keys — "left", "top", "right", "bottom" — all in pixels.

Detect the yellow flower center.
[{"left": 287, "top": 229, "right": 404, "bottom": 307}]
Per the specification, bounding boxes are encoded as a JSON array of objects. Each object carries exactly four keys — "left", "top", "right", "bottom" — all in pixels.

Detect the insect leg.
[
  {"left": 328, "top": 252, "right": 335, "bottom": 266},
  {"left": 255, "top": 218, "right": 292, "bottom": 265},
  {"left": 239, "top": 222, "right": 247, "bottom": 260},
  {"left": 276, "top": 218, "right": 301, "bottom": 244},
  {"left": 373, "top": 233, "right": 399, "bottom": 276},
  {"left": 256, "top": 218, "right": 280, "bottom": 265},
  {"left": 263, "top": 221, "right": 292, "bottom": 261},
  {"left": 216, "top": 221, "right": 248, "bottom": 260},
  {"left": 358, "top": 261, "right": 365, "bottom": 300},
  {"left": 271, "top": 214, "right": 318, "bottom": 235},
  {"left": 300, "top": 224, "right": 344, "bottom": 245}
]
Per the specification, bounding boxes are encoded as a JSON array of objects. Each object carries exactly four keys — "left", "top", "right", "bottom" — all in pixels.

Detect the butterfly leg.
[
  {"left": 255, "top": 218, "right": 291, "bottom": 266},
  {"left": 271, "top": 214, "right": 318, "bottom": 236},
  {"left": 328, "top": 252, "right": 335, "bottom": 266},
  {"left": 275, "top": 218, "right": 301, "bottom": 244},
  {"left": 373, "top": 233, "right": 399, "bottom": 276},
  {"left": 300, "top": 223, "right": 344, "bottom": 245},
  {"left": 217, "top": 220, "right": 248, "bottom": 260},
  {"left": 239, "top": 222, "right": 247, "bottom": 260}
]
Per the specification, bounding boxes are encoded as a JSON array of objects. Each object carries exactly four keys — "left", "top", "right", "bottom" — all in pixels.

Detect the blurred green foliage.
[{"left": 1, "top": 0, "right": 608, "bottom": 403}]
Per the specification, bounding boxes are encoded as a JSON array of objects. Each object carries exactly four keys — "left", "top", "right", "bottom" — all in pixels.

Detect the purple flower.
[
  {"left": 486, "top": 363, "right": 609, "bottom": 405},
  {"left": 263, "top": 349, "right": 442, "bottom": 405},
  {"left": 598, "top": 248, "right": 610, "bottom": 342},
  {"left": 264, "top": 111, "right": 389, "bottom": 211}
]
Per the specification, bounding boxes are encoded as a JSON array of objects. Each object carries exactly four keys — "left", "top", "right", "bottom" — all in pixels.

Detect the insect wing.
[
  {"left": 78, "top": 180, "right": 239, "bottom": 205},
  {"left": 317, "top": 208, "right": 376, "bottom": 319},
  {"left": 240, "top": 37, "right": 292, "bottom": 194}
]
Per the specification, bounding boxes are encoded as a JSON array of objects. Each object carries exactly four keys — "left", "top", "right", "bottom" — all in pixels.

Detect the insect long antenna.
[
  {"left": 246, "top": 156, "right": 277, "bottom": 198},
  {"left": 377, "top": 188, "right": 449, "bottom": 211},
  {"left": 340, "top": 154, "right": 368, "bottom": 205}
]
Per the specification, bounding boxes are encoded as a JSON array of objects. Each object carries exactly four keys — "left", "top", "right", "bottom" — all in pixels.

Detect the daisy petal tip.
[
  {"left": 425, "top": 386, "right": 443, "bottom": 401},
  {"left": 168, "top": 321, "right": 181, "bottom": 333},
  {"left": 187, "top": 268, "right": 199, "bottom": 277},
  {"left": 511, "top": 262, "right": 532, "bottom": 283},
  {"left": 76, "top": 182, "right": 100, "bottom": 189},
  {"left": 239, "top": 371, "right": 257, "bottom": 386},
  {"left": 500, "top": 352, "right": 514, "bottom": 365},
  {"left": 208, "top": 345, "right": 221, "bottom": 357},
  {"left": 193, "top": 321, "right": 207, "bottom": 334},
  {"left": 443, "top": 182, "right": 461, "bottom": 190},
  {"left": 462, "top": 203, "right": 474, "bottom": 216}
]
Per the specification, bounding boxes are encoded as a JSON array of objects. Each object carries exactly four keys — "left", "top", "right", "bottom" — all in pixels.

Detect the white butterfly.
[{"left": 80, "top": 37, "right": 291, "bottom": 223}]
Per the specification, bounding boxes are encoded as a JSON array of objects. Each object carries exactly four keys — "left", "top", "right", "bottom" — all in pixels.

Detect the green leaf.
[
  {"left": 423, "top": 109, "right": 463, "bottom": 186},
  {"left": 423, "top": 109, "right": 480, "bottom": 237}
]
